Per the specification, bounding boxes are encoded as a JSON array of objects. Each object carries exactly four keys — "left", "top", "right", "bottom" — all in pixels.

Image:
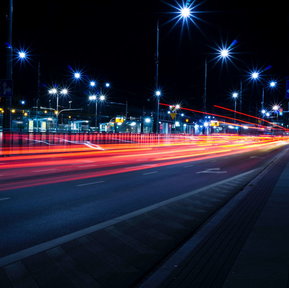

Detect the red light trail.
[
  {"left": 1, "top": 133, "right": 288, "bottom": 191},
  {"left": 160, "top": 103, "right": 288, "bottom": 132}
]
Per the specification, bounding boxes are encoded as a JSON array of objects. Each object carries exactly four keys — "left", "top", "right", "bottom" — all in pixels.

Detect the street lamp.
[
  {"left": 48, "top": 87, "right": 69, "bottom": 130},
  {"left": 203, "top": 42, "right": 237, "bottom": 112},
  {"left": 272, "top": 104, "right": 280, "bottom": 121},
  {"left": 232, "top": 92, "right": 238, "bottom": 122},
  {"left": 17, "top": 50, "right": 28, "bottom": 62},
  {"left": 261, "top": 80, "right": 277, "bottom": 111},
  {"left": 72, "top": 71, "right": 82, "bottom": 81},
  {"left": 153, "top": 4, "right": 197, "bottom": 133},
  {"left": 155, "top": 89, "right": 162, "bottom": 133},
  {"left": 89, "top": 94, "right": 106, "bottom": 130},
  {"left": 89, "top": 81, "right": 96, "bottom": 87}
]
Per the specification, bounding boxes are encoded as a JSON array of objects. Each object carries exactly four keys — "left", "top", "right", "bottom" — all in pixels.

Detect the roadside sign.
[{"left": 170, "top": 112, "right": 176, "bottom": 120}]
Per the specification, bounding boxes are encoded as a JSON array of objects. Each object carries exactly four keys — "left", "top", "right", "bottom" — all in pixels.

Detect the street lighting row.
[{"left": 9, "top": 2, "right": 283, "bottom": 134}]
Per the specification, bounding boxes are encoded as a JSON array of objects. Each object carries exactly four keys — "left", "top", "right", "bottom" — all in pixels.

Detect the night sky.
[{"left": 1, "top": 0, "right": 289, "bottom": 116}]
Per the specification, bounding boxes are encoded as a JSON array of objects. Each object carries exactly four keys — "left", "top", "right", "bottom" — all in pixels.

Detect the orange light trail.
[{"left": 1, "top": 133, "right": 289, "bottom": 191}]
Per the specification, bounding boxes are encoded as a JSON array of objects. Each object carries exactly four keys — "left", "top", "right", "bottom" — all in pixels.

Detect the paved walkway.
[
  {"left": 139, "top": 148, "right": 289, "bottom": 288},
  {"left": 223, "top": 159, "right": 289, "bottom": 287}
]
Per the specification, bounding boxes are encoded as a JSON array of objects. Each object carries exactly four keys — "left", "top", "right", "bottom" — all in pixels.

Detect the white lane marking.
[
  {"left": 143, "top": 171, "right": 158, "bottom": 175},
  {"left": 111, "top": 162, "right": 125, "bottom": 164},
  {"left": 196, "top": 168, "right": 227, "bottom": 174},
  {"left": 0, "top": 197, "right": 10, "bottom": 201},
  {"left": 250, "top": 156, "right": 258, "bottom": 159},
  {"left": 83, "top": 142, "right": 105, "bottom": 150},
  {"left": 32, "top": 169, "right": 58, "bottom": 173},
  {"left": 184, "top": 164, "right": 194, "bottom": 168},
  {"left": 77, "top": 181, "right": 105, "bottom": 187}
]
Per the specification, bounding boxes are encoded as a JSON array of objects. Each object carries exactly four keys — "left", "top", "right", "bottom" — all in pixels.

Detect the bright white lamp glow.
[
  {"left": 215, "top": 45, "right": 234, "bottom": 63},
  {"left": 60, "top": 88, "right": 68, "bottom": 95},
  {"left": 171, "top": 1, "right": 199, "bottom": 26},
  {"left": 232, "top": 92, "right": 238, "bottom": 98},
  {"left": 16, "top": 49, "right": 30, "bottom": 63},
  {"left": 74, "top": 72, "right": 81, "bottom": 79},
  {"left": 251, "top": 72, "right": 259, "bottom": 79},
  {"left": 90, "top": 81, "right": 96, "bottom": 87},
  {"left": 99, "top": 95, "right": 106, "bottom": 101},
  {"left": 89, "top": 95, "right": 97, "bottom": 101},
  {"left": 155, "top": 90, "right": 161, "bottom": 97},
  {"left": 220, "top": 49, "right": 229, "bottom": 58},
  {"left": 49, "top": 88, "right": 57, "bottom": 94},
  {"left": 269, "top": 81, "right": 277, "bottom": 87},
  {"left": 18, "top": 51, "right": 26, "bottom": 59},
  {"left": 180, "top": 6, "right": 191, "bottom": 18}
]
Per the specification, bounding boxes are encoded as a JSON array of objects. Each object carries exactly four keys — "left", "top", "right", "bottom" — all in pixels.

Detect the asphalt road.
[{"left": 0, "top": 140, "right": 288, "bottom": 258}]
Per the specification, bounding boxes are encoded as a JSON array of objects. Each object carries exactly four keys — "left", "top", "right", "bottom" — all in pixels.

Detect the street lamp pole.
[
  {"left": 155, "top": 19, "right": 160, "bottom": 91},
  {"left": 155, "top": 19, "right": 160, "bottom": 133},
  {"left": 261, "top": 87, "right": 265, "bottom": 111},
  {"left": 155, "top": 90, "right": 161, "bottom": 133},
  {"left": 3, "top": 0, "right": 13, "bottom": 132},
  {"left": 232, "top": 92, "right": 238, "bottom": 123},
  {"left": 239, "top": 80, "right": 243, "bottom": 112},
  {"left": 203, "top": 47, "right": 232, "bottom": 114},
  {"left": 95, "top": 99, "right": 98, "bottom": 128},
  {"left": 89, "top": 94, "right": 105, "bottom": 131},
  {"left": 203, "top": 57, "right": 207, "bottom": 112},
  {"left": 48, "top": 88, "right": 68, "bottom": 132}
]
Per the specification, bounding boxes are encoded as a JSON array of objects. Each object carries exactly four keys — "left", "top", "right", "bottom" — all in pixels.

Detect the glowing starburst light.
[{"left": 180, "top": 6, "right": 191, "bottom": 18}]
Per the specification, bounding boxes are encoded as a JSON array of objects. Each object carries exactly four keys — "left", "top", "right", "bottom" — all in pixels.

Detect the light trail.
[
  {"left": 214, "top": 105, "right": 288, "bottom": 131},
  {"left": 1, "top": 134, "right": 289, "bottom": 191},
  {"left": 160, "top": 103, "right": 270, "bottom": 129},
  {"left": 160, "top": 103, "right": 288, "bottom": 132}
]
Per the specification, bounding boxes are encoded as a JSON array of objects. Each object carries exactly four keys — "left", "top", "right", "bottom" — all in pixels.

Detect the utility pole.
[
  {"left": 3, "top": 0, "right": 13, "bottom": 132},
  {"left": 203, "top": 57, "right": 207, "bottom": 113},
  {"left": 155, "top": 19, "right": 160, "bottom": 133}
]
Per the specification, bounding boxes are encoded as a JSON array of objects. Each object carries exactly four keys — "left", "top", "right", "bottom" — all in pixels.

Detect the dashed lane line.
[
  {"left": 0, "top": 197, "right": 10, "bottom": 201},
  {"left": 76, "top": 180, "right": 105, "bottom": 187},
  {"left": 143, "top": 171, "right": 158, "bottom": 175}
]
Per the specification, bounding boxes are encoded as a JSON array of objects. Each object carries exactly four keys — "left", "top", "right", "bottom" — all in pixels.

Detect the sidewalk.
[
  {"left": 139, "top": 148, "right": 289, "bottom": 288},
  {"left": 223, "top": 158, "right": 289, "bottom": 287}
]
